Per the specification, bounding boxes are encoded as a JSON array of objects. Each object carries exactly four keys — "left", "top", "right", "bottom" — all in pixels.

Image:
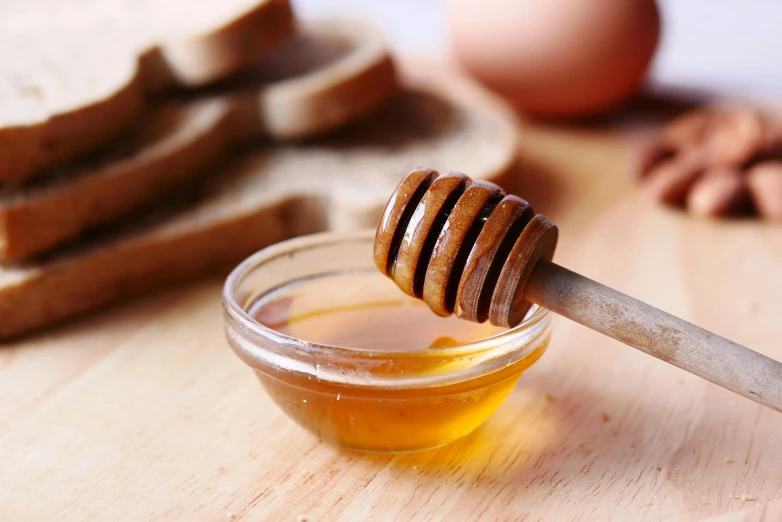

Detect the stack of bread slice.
[{"left": 0, "top": 0, "right": 519, "bottom": 337}]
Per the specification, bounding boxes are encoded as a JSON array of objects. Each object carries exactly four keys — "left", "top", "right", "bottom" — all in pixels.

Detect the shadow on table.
[{"left": 511, "top": 88, "right": 705, "bottom": 130}]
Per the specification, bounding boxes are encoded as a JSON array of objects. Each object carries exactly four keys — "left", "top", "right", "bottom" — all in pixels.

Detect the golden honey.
[{"left": 250, "top": 271, "right": 547, "bottom": 453}]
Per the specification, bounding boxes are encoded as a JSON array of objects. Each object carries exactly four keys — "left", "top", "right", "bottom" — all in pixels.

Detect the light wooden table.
[{"left": 2, "top": 76, "right": 782, "bottom": 521}]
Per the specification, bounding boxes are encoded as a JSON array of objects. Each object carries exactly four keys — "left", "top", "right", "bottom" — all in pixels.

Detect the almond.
[
  {"left": 644, "top": 151, "right": 703, "bottom": 206},
  {"left": 701, "top": 105, "right": 764, "bottom": 166},
  {"left": 662, "top": 108, "right": 710, "bottom": 149},
  {"left": 635, "top": 139, "right": 674, "bottom": 178},
  {"left": 686, "top": 167, "right": 748, "bottom": 217},
  {"left": 758, "top": 115, "right": 782, "bottom": 156},
  {"left": 747, "top": 162, "right": 782, "bottom": 220}
]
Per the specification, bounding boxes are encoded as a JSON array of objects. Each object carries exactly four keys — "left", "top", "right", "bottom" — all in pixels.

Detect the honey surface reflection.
[{"left": 251, "top": 271, "right": 547, "bottom": 453}]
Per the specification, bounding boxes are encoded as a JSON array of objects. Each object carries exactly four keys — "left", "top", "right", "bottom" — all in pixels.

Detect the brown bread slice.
[
  {"left": 0, "top": 20, "right": 396, "bottom": 262},
  {"left": 0, "top": 86, "right": 518, "bottom": 338},
  {"left": 221, "top": 19, "right": 396, "bottom": 140},
  {"left": 0, "top": 0, "right": 294, "bottom": 182}
]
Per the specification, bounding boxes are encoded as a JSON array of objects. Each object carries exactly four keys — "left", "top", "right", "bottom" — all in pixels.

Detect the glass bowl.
[{"left": 223, "top": 230, "right": 551, "bottom": 453}]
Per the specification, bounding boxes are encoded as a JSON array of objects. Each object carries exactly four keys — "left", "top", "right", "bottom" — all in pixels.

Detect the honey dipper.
[{"left": 374, "top": 169, "right": 782, "bottom": 412}]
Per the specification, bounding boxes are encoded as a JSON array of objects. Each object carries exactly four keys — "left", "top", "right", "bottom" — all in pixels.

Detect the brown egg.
[{"left": 448, "top": 0, "right": 661, "bottom": 117}]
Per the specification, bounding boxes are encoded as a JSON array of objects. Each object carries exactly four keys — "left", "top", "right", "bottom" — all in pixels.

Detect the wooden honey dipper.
[{"left": 374, "top": 169, "right": 782, "bottom": 412}]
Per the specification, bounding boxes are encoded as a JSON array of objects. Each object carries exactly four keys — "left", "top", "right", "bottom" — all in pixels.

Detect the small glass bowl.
[{"left": 223, "top": 230, "right": 551, "bottom": 454}]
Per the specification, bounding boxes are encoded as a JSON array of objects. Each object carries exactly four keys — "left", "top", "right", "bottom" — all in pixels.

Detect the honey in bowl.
[
  {"left": 255, "top": 273, "right": 507, "bottom": 351},
  {"left": 251, "top": 270, "right": 547, "bottom": 453},
  {"left": 224, "top": 231, "right": 551, "bottom": 454}
]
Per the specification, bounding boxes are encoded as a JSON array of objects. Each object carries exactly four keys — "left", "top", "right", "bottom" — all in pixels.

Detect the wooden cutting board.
[{"left": 1, "top": 91, "right": 781, "bottom": 521}]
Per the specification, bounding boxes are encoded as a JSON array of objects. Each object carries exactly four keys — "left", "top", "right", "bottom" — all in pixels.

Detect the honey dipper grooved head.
[{"left": 374, "top": 168, "right": 558, "bottom": 328}]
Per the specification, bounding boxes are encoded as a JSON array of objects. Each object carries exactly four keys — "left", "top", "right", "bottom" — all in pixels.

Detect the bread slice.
[
  {"left": 218, "top": 19, "right": 396, "bottom": 140},
  {"left": 0, "top": 20, "right": 397, "bottom": 262},
  {"left": 0, "top": 85, "right": 518, "bottom": 339},
  {"left": 0, "top": 0, "right": 293, "bottom": 182}
]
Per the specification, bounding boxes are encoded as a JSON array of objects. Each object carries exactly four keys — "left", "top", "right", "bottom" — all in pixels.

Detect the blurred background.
[{"left": 295, "top": 0, "right": 782, "bottom": 101}]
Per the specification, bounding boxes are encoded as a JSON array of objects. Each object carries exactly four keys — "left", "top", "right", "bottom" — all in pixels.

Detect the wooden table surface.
[{"left": 2, "top": 82, "right": 782, "bottom": 521}]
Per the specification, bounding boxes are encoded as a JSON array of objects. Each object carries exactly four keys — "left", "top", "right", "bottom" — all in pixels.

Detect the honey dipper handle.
[{"left": 526, "top": 260, "right": 782, "bottom": 413}]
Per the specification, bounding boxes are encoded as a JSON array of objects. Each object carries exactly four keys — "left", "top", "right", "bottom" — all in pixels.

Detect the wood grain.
[
  {"left": 1, "top": 66, "right": 782, "bottom": 520},
  {"left": 527, "top": 260, "right": 782, "bottom": 413}
]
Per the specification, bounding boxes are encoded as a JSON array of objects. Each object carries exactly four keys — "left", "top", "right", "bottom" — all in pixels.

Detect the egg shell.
[{"left": 449, "top": 0, "right": 661, "bottom": 117}]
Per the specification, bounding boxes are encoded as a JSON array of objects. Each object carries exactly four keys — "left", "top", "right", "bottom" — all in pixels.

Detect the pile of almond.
[{"left": 638, "top": 104, "right": 782, "bottom": 219}]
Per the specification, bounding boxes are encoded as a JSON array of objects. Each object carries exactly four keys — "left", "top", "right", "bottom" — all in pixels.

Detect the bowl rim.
[{"left": 223, "top": 229, "right": 550, "bottom": 360}]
